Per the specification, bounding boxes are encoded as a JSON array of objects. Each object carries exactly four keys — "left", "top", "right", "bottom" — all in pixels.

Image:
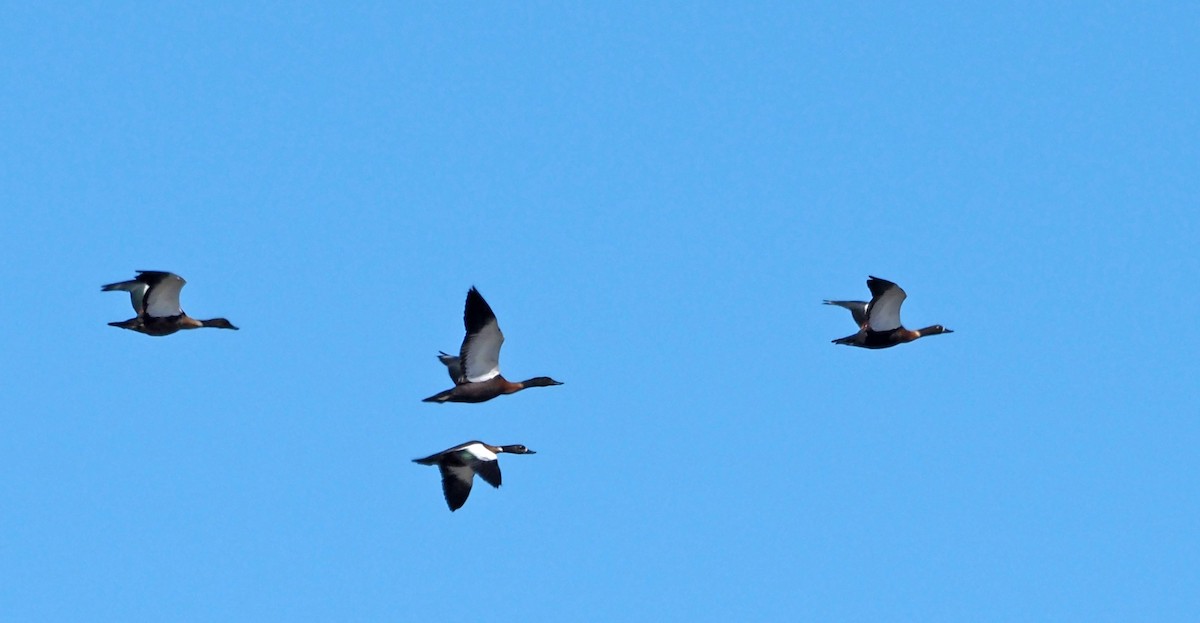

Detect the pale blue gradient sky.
[{"left": 2, "top": 3, "right": 1197, "bottom": 621}]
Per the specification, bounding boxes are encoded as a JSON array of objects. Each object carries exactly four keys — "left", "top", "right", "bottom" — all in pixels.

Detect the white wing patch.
[
  {"left": 144, "top": 274, "right": 186, "bottom": 318},
  {"left": 868, "top": 287, "right": 906, "bottom": 332},
  {"left": 461, "top": 320, "right": 504, "bottom": 383},
  {"left": 462, "top": 443, "right": 498, "bottom": 461}
]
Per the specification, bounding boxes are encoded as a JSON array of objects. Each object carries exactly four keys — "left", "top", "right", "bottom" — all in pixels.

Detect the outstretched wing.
[
  {"left": 473, "top": 459, "right": 502, "bottom": 489},
  {"left": 101, "top": 279, "right": 150, "bottom": 315},
  {"left": 865, "top": 276, "right": 906, "bottom": 332},
  {"left": 439, "top": 463, "right": 475, "bottom": 511},
  {"left": 142, "top": 272, "right": 186, "bottom": 318},
  {"left": 438, "top": 351, "right": 464, "bottom": 384},
  {"left": 459, "top": 287, "right": 504, "bottom": 383},
  {"left": 824, "top": 300, "right": 869, "bottom": 328}
]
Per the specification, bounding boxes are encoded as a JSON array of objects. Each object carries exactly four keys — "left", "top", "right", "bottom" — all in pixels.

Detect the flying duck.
[
  {"left": 829, "top": 276, "right": 952, "bottom": 349},
  {"left": 423, "top": 287, "right": 562, "bottom": 403},
  {"left": 102, "top": 271, "right": 238, "bottom": 337},
  {"left": 413, "top": 441, "right": 536, "bottom": 511}
]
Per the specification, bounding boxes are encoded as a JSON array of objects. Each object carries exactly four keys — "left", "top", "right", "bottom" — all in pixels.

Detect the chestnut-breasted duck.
[
  {"left": 102, "top": 271, "right": 238, "bottom": 337},
  {"left": 423, "top": 287, "right": 562, "bottom": 403},
  {"left": 413, "top": 441, "right": 536, "bottom": 511},
  {"left": 829, "top": 276, "right": 952, "bottom": 349}
]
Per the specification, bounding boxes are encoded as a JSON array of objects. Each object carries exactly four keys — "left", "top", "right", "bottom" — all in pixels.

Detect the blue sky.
[{"left": 2, "top": 2, "right": 1197, "bottom": 620}]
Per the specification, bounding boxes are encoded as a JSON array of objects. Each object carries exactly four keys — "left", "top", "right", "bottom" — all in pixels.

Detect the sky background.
[{"left": 2, "top": 2, "right": 1198, "bottom": 621}]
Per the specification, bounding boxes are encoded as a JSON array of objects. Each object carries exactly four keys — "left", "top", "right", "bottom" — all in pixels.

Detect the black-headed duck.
[
  {"left": 829, "top": 276, "right": 952, "bottom": 349},
  {"left": 413, "top": 441, "right": 536, "bottom": 511},
  {"left": 102, "top": 271, "right": 238, "bottom": 337},
  {"left": 423, "top": 287, "right": 562, "bottom": 403}
]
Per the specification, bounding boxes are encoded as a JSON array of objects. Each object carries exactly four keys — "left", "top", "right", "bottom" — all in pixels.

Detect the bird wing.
[
  {"left": 439, "top": 464, "right": 476, "bottom": 511},
  {"left": 824, "top": 300, "right": 869, "bottom": 328},
  {"left": 473, "top": 459, "right": 502, "bottom": 489},
  {"left": 865, "top": 277, "right": 906, "bottom": 332},
  {"left": 102, "top": 279, "right": 150, "bottom": 315},
  {"left": 459, "top": 288, "right": 504, "bottom": 383},
  {"left": 438, "top": 351, "right": 464, "bottom": 384},
  {"left": 142, "top": 272, "right": 186, "bottom": 318}
]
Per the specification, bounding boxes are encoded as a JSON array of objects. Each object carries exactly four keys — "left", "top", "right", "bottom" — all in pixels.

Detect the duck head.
[
  {"left": 202, "top": 318, "right": 239, "bottom": 330},
  {"left": 520, "top": 376, "right": 563, "bottom": 388}
]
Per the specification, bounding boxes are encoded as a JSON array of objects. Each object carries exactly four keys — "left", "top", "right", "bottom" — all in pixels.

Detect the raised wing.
[
  {"left": 865, "top": 276, "right": 906, "bottom": 332},
  {"left": 437, "top": 351, "right": 464, "bottom": 384},
  {"left": 142, "top": 272, "right": 186, "bottom": 318},
  {"left": 459, "top": 288, "right": 504, "bottom": 383},
  {"left": 824, "top": 300, "right": 869, "bottom": 328},
  {"left": 101, "top": 279, "right": 150, "bottom": 315}
]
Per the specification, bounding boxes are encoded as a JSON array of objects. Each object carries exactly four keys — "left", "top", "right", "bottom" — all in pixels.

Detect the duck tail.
[
  {"left": 422, "top": 389, "right": 454, "bottom": 403},
  {"left": 108, "top": 318, "right": 140, "bottom": 330},
  {"left": 832, "top": 332, "right": 859, "bottom": 346}
]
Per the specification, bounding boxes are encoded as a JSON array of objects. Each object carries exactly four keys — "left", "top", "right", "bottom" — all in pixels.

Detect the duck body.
[
  {"left": 424, "top": 287, "right": 561, "bottom": 403},
  {"left": 102, "top": 271, "right": 238, "bottom": 337},
  {"left": 833, "top": 326, "right": 942, "bottom": 349},
  {"left": 828, "top": 276, "right": 952, "bottom": 349},
  {"left": 413, "top": 441, "right": 536, "bottom": 511},
  {"left": 423, "top": 375, "right": 561, "bottom": 404},
  {"left": 107, "top": 315, "right": 199, "bottom": 337}
]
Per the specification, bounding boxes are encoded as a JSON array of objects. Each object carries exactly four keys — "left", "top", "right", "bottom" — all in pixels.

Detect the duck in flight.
[
  {"left": 413, "top": 441, "right": 536, "bottom": 511},
  {"left": 423, "top": 287, "right": 562, "bottom": 403},
  {"left": 828, "top": 276, "right": 952, "bottom": 349},
  {"left": 102, "top": 271, "right": 238, "bottom": 337}
]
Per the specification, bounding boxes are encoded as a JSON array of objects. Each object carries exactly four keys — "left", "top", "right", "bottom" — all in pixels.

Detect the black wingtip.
[{"left": 462, "top": 287, "right": 498, "bottom": 334}]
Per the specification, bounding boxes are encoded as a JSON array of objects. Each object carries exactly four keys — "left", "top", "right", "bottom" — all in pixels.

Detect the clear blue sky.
[{"left": 2, "top": 3, "right": 1197, "bottom": 621}]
